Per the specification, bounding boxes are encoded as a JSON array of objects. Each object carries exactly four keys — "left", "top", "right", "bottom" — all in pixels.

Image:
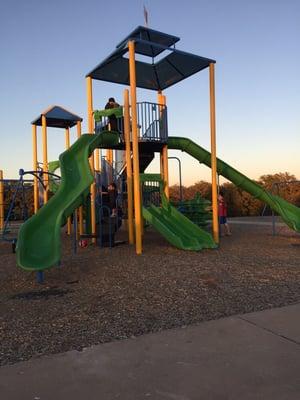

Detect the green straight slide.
[
  {"left": 142, "top": 194, "right": 216, "bottom": 251},
  {"left": 168, "top": 137, "right": 300, "bottom": 232},
  {"left": 16, "top": 131, "right": 119, "bottom": 271}
]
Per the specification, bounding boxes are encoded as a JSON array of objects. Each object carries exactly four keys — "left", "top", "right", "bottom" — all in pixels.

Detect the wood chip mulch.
[{"left": 0, "top": 220, "right": 299, "bottom": 366}]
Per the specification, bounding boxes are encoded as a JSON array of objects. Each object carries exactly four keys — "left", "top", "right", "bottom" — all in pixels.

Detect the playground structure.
[
  {"left": 31, "top": 106, "right": 83, "bottom": 235},
  {"left": 0, "top": 107, "right": 83, "bottom": 244},
  {"left": 269, "top": 180, "right": 300, "bottom": 236},
  {"left": 85, "top": 26, "right": 220, "bottom": 253},
  {"left": 0, "top": 170, "right": 34, "bottom": 244},
  {"left": 7, "top": 25, "right": 299, "bottom": 275}
]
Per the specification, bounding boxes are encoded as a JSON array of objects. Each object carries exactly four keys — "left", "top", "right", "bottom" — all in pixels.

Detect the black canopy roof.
[
  {"left": 116, "top": 26, "right": 180, "bottom": 57},
  {"left": 86, "top": 26, "right": 215, "bottom": 91},
  {"left": 32, "top": 105, "right": 82, "bottom": 128}
]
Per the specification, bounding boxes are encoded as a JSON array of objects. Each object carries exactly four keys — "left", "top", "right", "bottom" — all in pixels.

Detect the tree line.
[
  {"left": 1, "top": 172, "right": 299, "bottom": 220},
  {"left": 1, "top": 182, "right": 34, "bottom": 220},
  {"left": 169, "top": 172, "right": 300, "bottom": 217}
]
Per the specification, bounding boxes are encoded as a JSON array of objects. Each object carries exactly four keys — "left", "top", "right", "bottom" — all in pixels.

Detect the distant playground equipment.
[
  {"left": 175, "top": 193, "right": 212, "bottom": 228},
  {"left": 10, "top": 26, "right": 299, "bottom": 278},
  {"left": 269, "top": 180, "right": 300, "bottom": 236},
  {"left": 168, "top": 156, "right": 183, "bottom": 202},
  {"left": 0, "top": 169, "right": 61, "bottom": 248},
  {"left": 0, "top": 170, "right": 33, "bottom": 245}
]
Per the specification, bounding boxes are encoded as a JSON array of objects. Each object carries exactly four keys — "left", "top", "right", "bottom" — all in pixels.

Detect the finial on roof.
[{"left": 143, "top": 4, "right": 149, "bottom": 27}]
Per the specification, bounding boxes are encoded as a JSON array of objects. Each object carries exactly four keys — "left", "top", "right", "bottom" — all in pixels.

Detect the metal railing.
[
  {"left": 95, "top": 114, "right": 124, "bottom": 135},
  {"left": 142, "top": 181, "right": 161, "bottom": 208},
  {"left": 140, "top": 174, "right": 164, "bottom": 208},
  {"left": 136, "top": 102, "right": 168, "bottom": 142},
  {"left": 94, "top": 101, "right": 168, "bottom": 143}
]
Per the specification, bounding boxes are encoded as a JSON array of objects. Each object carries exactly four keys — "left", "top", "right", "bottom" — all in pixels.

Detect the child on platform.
[{"left": 105, "top": 97, "right": 120, "bottom": 132}]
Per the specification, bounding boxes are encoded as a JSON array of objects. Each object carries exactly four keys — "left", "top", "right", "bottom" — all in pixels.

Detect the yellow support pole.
[
  {"left": 87, "top": 76, "right": 95, "bottom": 170},
  {"left": 128, "top": 40, "right": 142, "bottom": 254},
  {"left": 162, "top": 95, "right": 169, "bottom": 199},
  {"left": 162, "top": 145, "right": 169, "bottom": 199},
  {"left": 106, "top": 122, "right": 113, "bottom": 166},
  {"left": 86, "top": 77, "right": 99, "bottom": 172},
  {"left": 124, "top": 89, "right": 134, "bottom": 244},
  {"left": 157, "top": 91, "right": 164, "bottom": 178},
  {"left": 76, "top": 120, "right": 81, "bottom": 137},
  {"left": 0, "top": 170, "right": 4, "bottom": 232},
  {"left": 32, "top": 124, "right": 39, "bottom": 213},
  {"left": 157, "top": 93, "right": 169, "bottom": 199},
  {"left": 41, "top": 115, "right": 48, "bottom": 204},
  {"left": 95, "top": 152, "right": 100, "bottom": 172},
  {"left": 77, "top": 121, "right": 84, "bottom": 235},
  {"left": 107, "top": 149, "right": 113, "bottom": 165},
  {"left": 209, "top": 63, "right": 219, "bottom": 244},
  {"left": 65, "top": 127, "right": 72, "bottom": 235},
  {"left": 160, "top": 152, "right": 164, "bottom": 178},
  {"left": 86, "top": 77, "right": 96, "bottom": 243},
  {"left": 65, "top": 127, "right": 70, "bottom": 148}
]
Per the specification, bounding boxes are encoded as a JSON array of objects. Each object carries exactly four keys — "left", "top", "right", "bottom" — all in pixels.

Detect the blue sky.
[{"left": 0, "top": 0, "right": 299, "bottom": 185}]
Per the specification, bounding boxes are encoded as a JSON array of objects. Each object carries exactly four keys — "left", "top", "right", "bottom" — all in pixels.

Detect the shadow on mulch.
[{"left": 10, "top": 287, "right": 72, "bottom": 301}]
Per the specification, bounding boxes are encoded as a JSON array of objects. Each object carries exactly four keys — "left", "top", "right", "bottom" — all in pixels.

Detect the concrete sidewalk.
[
  {"left": 1, "top": 304, "right": 300, "bottom": 400},
  {"left": 228, "top": 216, "right": 285, "bottom": 227}
]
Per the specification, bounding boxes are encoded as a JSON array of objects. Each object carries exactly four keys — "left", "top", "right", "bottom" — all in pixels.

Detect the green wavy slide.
[
  {"left": 16, "top": 131, "right": 119, "bottom": 271},
  {"left": 142, "top": 193, "right": 216, "bottom": 251},
  {"left": 168, "top": 137, "right": 300, "bottom": 232}
]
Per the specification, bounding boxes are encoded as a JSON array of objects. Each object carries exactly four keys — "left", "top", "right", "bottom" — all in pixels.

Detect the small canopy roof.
[
  {"left": 116, "top": 26, "right": 180, "bottom": 57},
  {"left": 32, "top": 105, "right": 82, "bottom": 128},
  {"left": 86, "top": 26, "right": 215, "bottom": 91}
]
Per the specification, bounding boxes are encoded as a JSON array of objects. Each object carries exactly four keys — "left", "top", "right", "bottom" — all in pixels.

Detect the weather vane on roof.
[{"left": 143, "top": 4, "right": 149, "bottom": 27}]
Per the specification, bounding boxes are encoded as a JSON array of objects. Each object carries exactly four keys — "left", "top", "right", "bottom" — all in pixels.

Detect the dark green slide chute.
[
  {"left": 17, "top": 132, "right": 119, "bottom": 271},
  {"left": 140, "top": 173, "right": 216, "bottom": 251},
  {"left": 143, "top": 193, "right": 216, "bottom": 251},
  {"left": 168, "top": 137, "right": 300, "bottom": 232}
]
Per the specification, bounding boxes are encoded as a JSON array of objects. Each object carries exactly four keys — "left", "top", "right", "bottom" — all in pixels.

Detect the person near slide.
[{"left": 218, "top": 190, "right": 231, "bottom": 236}]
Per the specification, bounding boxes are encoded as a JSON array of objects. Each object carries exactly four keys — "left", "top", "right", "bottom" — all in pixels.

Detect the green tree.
[
  {"left": 170, "top": 172, "right": 299, "bottom": 217},
  {"left": 259, "top": 172, "right": 300, "bottom": 206}
]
